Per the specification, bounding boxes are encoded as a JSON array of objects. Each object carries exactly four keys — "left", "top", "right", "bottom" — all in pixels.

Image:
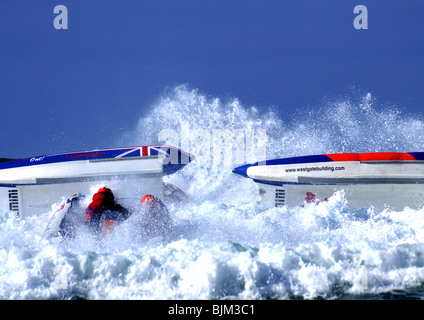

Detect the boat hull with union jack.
[{"left": 0, "top": 145, "right": 194, "bottom": 217}]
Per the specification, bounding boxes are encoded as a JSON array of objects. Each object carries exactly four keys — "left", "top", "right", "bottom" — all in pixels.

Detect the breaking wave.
[{"left": 2, "top": 85, "right": 424, "bottom": 299}]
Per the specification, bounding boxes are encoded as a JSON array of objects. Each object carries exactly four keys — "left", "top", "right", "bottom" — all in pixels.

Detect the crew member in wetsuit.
[
  {"left": 140, "top": 194, "right": 173, "bottom": 237},
  {"left": 85, "top": 187, "right": 130, "bottom": 235}
]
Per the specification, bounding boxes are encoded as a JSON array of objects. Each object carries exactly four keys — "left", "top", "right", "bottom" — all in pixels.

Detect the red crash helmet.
[
  {"left": 95, "top": 187, "right": 114, "bottom": 202},
  {"left": 141, "top": 194, "right": 159, "bottom": 206}
]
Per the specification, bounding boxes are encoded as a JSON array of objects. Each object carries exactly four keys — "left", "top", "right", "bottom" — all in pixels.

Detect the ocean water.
[{"left": 2, "top": 85, "right": 424, "bottom": 300}]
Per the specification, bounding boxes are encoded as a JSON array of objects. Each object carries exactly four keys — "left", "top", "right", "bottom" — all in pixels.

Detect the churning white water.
[{"left": 2, "top": 85, "right": 424, "bottom": 299}]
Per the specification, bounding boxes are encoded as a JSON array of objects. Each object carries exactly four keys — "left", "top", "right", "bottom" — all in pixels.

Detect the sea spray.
[{"left": 2, "top": 86, "right": 424, "bottom": 299}]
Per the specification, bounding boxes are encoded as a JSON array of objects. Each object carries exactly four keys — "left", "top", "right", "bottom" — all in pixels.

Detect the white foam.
[{"left": 2, "top": 86, "right": 424, "bottom": 299}]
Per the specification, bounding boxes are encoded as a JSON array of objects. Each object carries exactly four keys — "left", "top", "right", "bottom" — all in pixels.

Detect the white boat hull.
[
  {"left": 233, "top": 152, "right": 424, "bottom": 211},
  {"left": 0, "top": 176, "right": 167, "bottom": 218},
  {"left": 0, "top": 145, "right": 193, "bottom": 217},
  {"left": 256, "top": 181, "right": 424, "bottom": 211},
  {"left": 0, "top": 157, "right": 163, "bottom": 185}
]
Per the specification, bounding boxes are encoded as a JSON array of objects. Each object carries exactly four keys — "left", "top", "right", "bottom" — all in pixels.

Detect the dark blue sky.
[{"left": 1, "top": 1, "right": 424, "bottom": 158}]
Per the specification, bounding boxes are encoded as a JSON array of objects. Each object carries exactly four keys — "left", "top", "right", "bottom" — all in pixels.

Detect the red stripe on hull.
[{"left": 325, "top": 152, "right": 416, "bottom": 162}]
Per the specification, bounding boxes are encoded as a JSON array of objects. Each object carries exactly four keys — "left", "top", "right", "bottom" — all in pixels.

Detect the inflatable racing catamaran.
[
  {"left": 233, "top": 152, "right": 424, "bottom": 211},
  {"left": 0, "top": 145, "right": 194, "bottom": 217}
]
